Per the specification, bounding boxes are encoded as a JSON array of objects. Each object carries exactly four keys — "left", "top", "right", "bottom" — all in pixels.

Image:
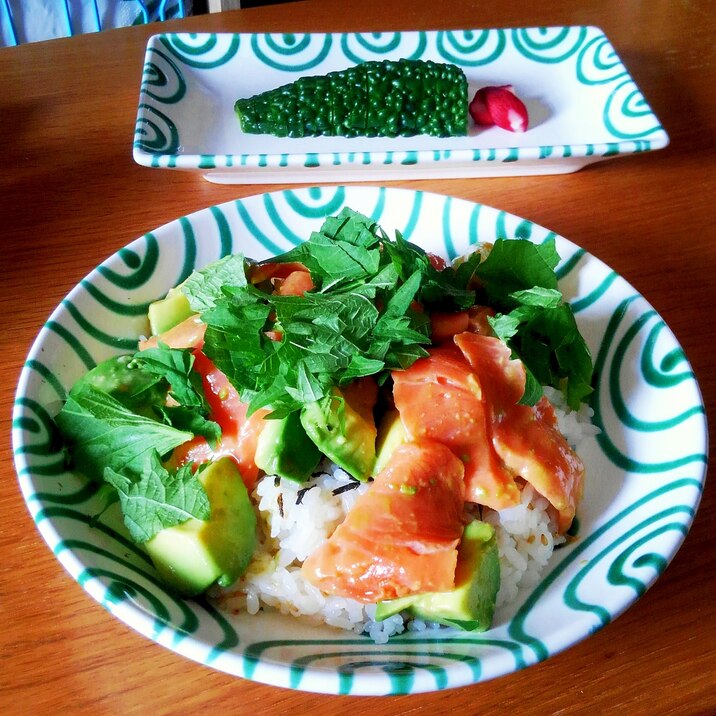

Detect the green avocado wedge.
[
  {"left": 254, "top": 410, "right": 321, "bottom": 482},
  {"left": 373, "top": 408, "right": 407, "bottom": 476},
  {"left": 300, "top": 387, "right": 376, "bottom": 481},
  {"left": 143, "top": 457, "right": 257, "bottom": 596},
  {"left": 148, "top": 286, "right": 195, "bottom": 336},
  {"left": 374, "top": 520, "right": 500, "bottom": 631}
]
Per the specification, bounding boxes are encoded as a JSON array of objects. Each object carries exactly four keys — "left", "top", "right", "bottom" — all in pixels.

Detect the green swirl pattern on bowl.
[
  {"left": 132, "top": 28, "right": 669, "bottom": 182},
  {"left": 12, "top": 187, "right": 706, "bottom": 694}
]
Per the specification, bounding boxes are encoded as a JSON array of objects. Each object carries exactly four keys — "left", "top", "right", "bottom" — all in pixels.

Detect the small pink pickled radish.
[{"left": 469, "top": 85, "right": 529, "bottom": 133}]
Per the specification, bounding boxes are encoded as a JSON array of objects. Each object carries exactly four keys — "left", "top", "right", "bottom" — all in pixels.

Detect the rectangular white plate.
[{"left": 133, "top": 27, "right": 668, "bottom": 184}]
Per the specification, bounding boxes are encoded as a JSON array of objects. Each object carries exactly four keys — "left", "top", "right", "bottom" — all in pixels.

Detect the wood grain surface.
[{"left": 1, "top": 1, "right": 714, "bottom": 714}]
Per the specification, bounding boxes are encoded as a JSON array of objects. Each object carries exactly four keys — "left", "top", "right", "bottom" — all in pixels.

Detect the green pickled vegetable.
[{"left": 234, "top": 58, "right": 468, "bottom": 139}]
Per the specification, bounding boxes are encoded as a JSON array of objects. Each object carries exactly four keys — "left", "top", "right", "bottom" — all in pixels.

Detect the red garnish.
[{"left": 469, "top": 85, "right": 529, "bottom": 133}]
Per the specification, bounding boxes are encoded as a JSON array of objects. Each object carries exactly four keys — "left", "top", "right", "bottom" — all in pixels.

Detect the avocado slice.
[
  {"left": 73, "top": 354, "right": 167, "bottom": 416},
  {"left": 143, "top": 457, "right": 257, "bottom": 596},
  {"left": 254, "top": 410, "right": 321, "bottom": 482},
  {"left": 300, "top": 387, "right": 376, "bottom": 480},
  {"left": 374, "top": 520, "right": 500, "bottom": 631},
  {"left": 373, "top": 408, "right": 407, "bottom": 476},
  {"left": 148, "top": 286, "right": 195, "bottom": 336}
]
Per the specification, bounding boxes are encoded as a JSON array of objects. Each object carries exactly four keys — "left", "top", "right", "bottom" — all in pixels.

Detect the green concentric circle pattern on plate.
[{"left": 12, "top": 187, "right": 707, "bottom": 695}]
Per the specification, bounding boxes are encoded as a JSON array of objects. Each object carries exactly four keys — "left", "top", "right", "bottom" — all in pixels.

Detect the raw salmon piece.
[
  {"left": 302, "top": 440, "right": 465, "bottom": 603},
  {"left": 491, "top": 395, "right": 584, "bottom": 533},
  {"left": 392, "top": 347, "right": 521, "bottom": 510},
  {"left": 171, "top": 351, "right": 268, "bottom": 491},
  {"left": 138, "top": 315, "right": 206, "bottom": 352},
  {"left": 455, "top": 332, "right": 584, "bottom": 532},
  {"left": 454, "top": 332, "right": 525, "bottom": 406}
]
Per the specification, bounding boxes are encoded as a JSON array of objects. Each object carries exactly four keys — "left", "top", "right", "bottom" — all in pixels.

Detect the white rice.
[
  {"left": 214, "top": 398, "right": 597, "bottom": 642},
  {"left": 543, "top": 386, "right": 601, "bottom": 445},
  {"left": 483, "top": 484, "right": 562, "bottom": 607}
]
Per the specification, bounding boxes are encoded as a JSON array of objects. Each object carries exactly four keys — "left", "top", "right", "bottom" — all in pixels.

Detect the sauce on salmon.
[
  {"left": 392, "top": 345, "right": 522, "bottom": 511},
  {"left": 302, "top": 440, "right": 466, "bottom": 602},
  {"left": 392, "top": 331, "right": 583, "bottom": 531},
  {"left": 454, "top": 332, "right": 584, "bottom": 532}
]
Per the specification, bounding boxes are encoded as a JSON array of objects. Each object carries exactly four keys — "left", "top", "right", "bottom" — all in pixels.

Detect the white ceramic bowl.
[{"left": 12, "top": 187, "right": 706, "bottom": 695}]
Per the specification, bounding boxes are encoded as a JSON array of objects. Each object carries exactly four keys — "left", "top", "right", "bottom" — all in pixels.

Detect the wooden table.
[{"left": 1, "top": 1, "right": 714, "bottom": 713}]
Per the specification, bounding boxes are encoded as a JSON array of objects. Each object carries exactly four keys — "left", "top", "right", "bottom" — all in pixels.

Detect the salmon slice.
[
  {"left": 455, "top": 332, "right": 584, "bottom": 532},
  {"left": 454, "top": 332, "right": 525, "bottom": 406},
  {"left": 302, "top": 440, "right": 465, "bottom": 603},
  {"left": 171, "top": 351, "right": 268, "bottom": 491},
  {"left": 392, "top": 347, "right": 521, "bottom": 510},
  {"left": 138, "top": 315, "right": 206, "bottom": 352}
]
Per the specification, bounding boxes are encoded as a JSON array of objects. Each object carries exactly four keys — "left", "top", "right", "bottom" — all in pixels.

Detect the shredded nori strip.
[
  {"left": 332, "top": 481, "right": 360, "bottom": 496},
  {"left": 274, "top": 476, "right": 281, "bottom": 487},
  {"left": 277, "top": 492, "right": 284, "bottom": 518},
  {"left": 296, "top": 484, "right": 316, "bottom": 505}
]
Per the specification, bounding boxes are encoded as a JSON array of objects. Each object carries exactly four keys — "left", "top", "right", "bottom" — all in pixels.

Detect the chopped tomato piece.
[
  {"left": 264, "top": 329, "right": 283, "bottom": 342},
  {"left": 275, "top": 270, "right": 315, "bottom": 296},
  {"left": 466, "top": 306, "right": 496, "bottom": 335},
  {"left": 249, "top": 261, "right": 309, "bottom": 284},
  {"left": 171, "top": 351, "right": 268, "bottom": 491},
  {"left": 302, "top": 440, "right": 465, "bottom": 602},
  {"left": 430, "top": 311, "right": 470, "bottom": 343},
  {"left": 427, "top": 252, "right": 447, "bottom": 271}
]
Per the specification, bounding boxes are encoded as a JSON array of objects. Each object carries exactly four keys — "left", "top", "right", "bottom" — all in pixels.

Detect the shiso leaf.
[{"left": 105, "top": 454, "right": 211, "bottom": 544}]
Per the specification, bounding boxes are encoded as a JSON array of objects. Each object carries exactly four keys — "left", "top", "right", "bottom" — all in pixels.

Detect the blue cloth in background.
[{"left": 1, "top": 0, "right": 192, "bottom": 47}]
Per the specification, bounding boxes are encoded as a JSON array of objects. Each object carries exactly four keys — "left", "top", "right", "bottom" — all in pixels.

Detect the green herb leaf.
[
  {"left": 382, "top": 233, "right": 476, "bottom": 310},
  {"left": 104, "top": 453, "right": 211, "bottom": 543},
  {"left": 475, "top": 238, "right": 559, "bottom": 309},
  {"left": 509, "top": 286, "right": 563, "bottom": 308},
  {"left": 73, "top": 354, "right": 169, "bottom": 416},
  {"left": 519, "top": 368, "right": 545, "bottom": 407},
  {"left": 182, "top": 254, "right": 248, "bottom": 313},
  {"left": 55, "top": 383, "right": 193, "bottom": 481},
  {"left": 199, "top": 213, "right": 592, "bottom": 414},
  {"left": 134, "top": 343, "right": 209, "bottom": 411},
  {"left": 269, "top": 208, "right": 382, "bottom": 290},
  {"left": 488, "top": 296, "right": 593, "bottom": 409},
  {"left": 89, "top": 483, "right": 120, "bottom": 528},
  {"left": 157, "top": 406, "right": 221, "bottom": 448},
  {"left": 202, "top": 240, "right": 434, "bottom": 415}
]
